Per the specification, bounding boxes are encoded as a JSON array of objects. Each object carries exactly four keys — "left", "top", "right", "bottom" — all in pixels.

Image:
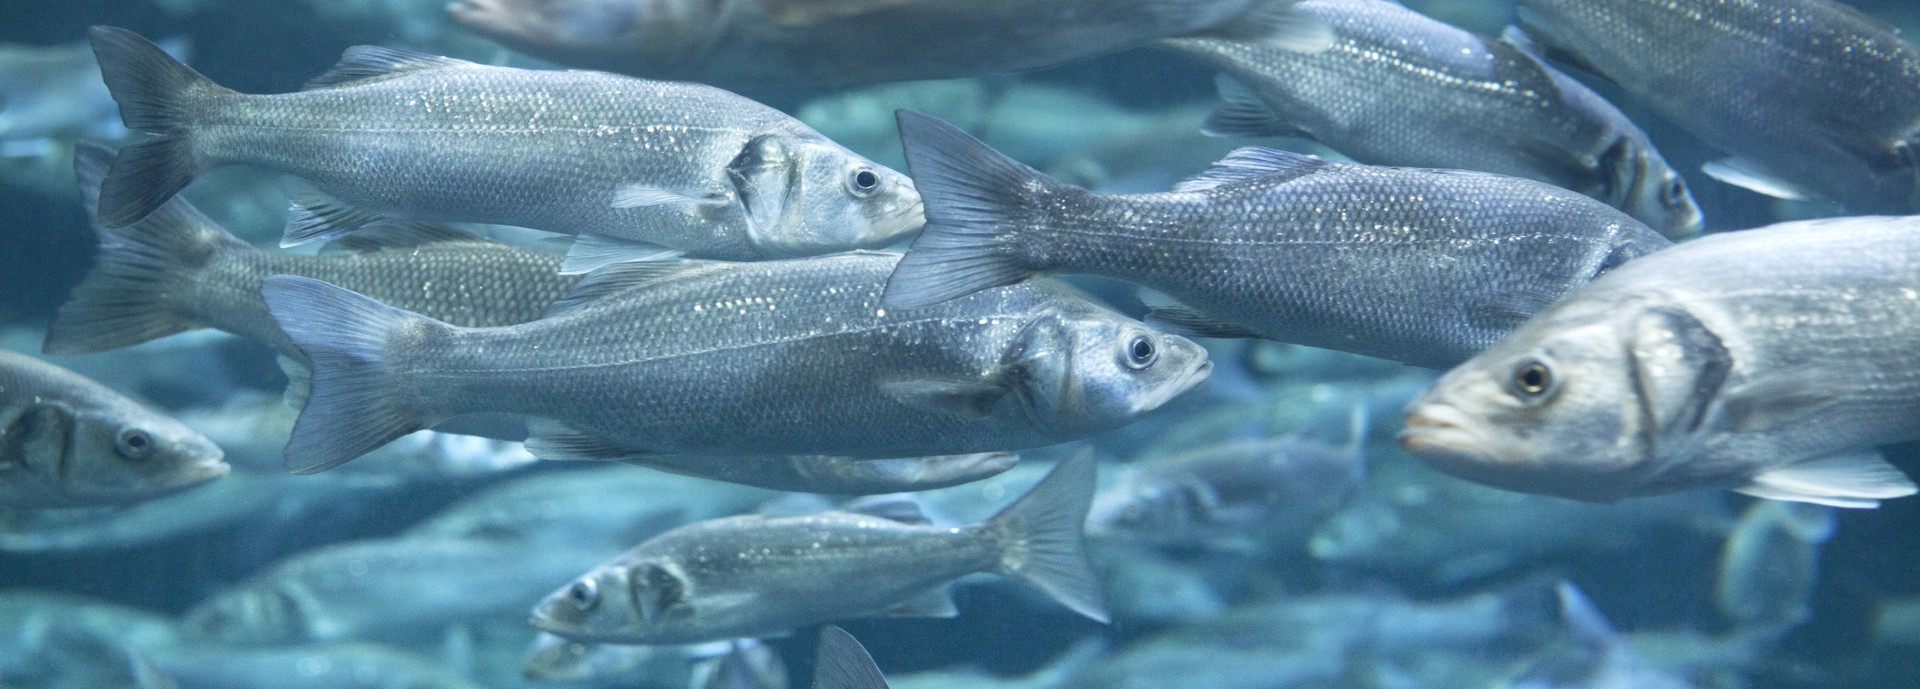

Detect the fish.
[
  {"left": 183, "top": 536, "right": 609, "bottom": 646},
  {"left": 883, "top": 111, "right": 1673, "bottom": 368},
  {"left": 528, "top": 453, "right": 1107, "bottom": 644},
  {"left": 1714, "top": 500, "right": 1834, "bottom": 630},
  {"left": 813, "top": 626, "right": 889, "bottom": 689},
  {"left": 259, "top": 252, "right": 1209, "bottom": 474},
  {"left": 1506, "top": 583, "right": 1698, "bottom": 689},
  {"left": 623, "top": 452, "right": 1019, "bottom": 494},
  {"left": 1512, "top": 0, "right": 1920, "bottom": 214},
  {"left": 450, "top": 0, "right": 1337, "bottom": 89},
  {"left": 85, "top": 26, "right": 922, "bottom": 272},
  {"left": 1161, "top": 0, "right": 1703, "bottom": 238},
  {"left": 49, "top": 141, "right": 579, "bottom": 361},
  {"left": 1401, "top": 215, "right": 1920, "bottom": 507},
  {"left": 692, "top": 638, "right": 790, "bottom": 689},
  {"left": 1087, "top": 404, "right": 1366, "bottom": 546},
  {"left": 131, "top": 643, "right": 487, "bottom": 689},
  {"left": 0, "top": 591, "right": 180, "bottom": 688},
  {"left": 403, "top": 465, "right": 774, "bottom": 551},
  {"left": 0, "top": 349, "right": 226, "bottom": 509}
]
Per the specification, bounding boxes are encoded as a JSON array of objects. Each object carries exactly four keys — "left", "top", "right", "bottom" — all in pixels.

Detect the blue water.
[{"left": 2, "top": 1, "right": 1918, "bottom": 688}]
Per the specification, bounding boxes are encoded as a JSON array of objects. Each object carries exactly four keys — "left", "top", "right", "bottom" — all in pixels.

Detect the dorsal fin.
[
  {"left": 319, "top": 222, "right": 490, "bottom": 254},
  {"left": 545, "top": 260, "right": 723, "bottom": 317},
  {"left": 304, "top": 46, "right": 473, "bottom": 90},
  {"left": 1172, "top": 147, "right": 1328, "bottom": 192}
]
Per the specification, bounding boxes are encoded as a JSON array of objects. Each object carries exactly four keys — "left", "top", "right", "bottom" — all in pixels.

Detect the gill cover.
[
  {"left": 727, "top": 135, "right": 801, "bottom": 254},
  {"left": 1623, "top": 307, "right": 1730, "bottom": 453}
]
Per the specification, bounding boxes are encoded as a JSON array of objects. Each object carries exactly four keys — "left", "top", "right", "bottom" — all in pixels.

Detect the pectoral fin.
[
  {"left": 1702, "top": 158, "right": 1816, "bottom": 201},
  {"left": 880, "top": 379, "right": 1011, "bottom": 418},
  {"left": 609, "top": 184, "right": 730, "bottom": 209},
  {"left": 878, "top": 586, "right": 960, "bottom": 618}
]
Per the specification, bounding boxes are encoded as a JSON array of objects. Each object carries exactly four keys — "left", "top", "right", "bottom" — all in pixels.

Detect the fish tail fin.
[
  {"left": 46, "top": 142, "right": 250, "bottom": 354},
  {"left": 260, "top": 275, "right": 444, "bottom": 474},
  {"left": 88, "top": 26, "right": 227, "bottom": 227},
  {"left": 987, "top": 450, "right": 1109, "bottom": 623},
  {"left": 885, "top": 110, "right": 1062, "bottom": 309}
]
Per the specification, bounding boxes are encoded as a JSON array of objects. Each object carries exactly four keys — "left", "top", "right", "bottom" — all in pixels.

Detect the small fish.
[
  {"left": 0, "top": 350, "right": 226, "bottom": 509},
  {"left": 0, "top": 591, "right": 180, "bottom": 687},
  {"left": 451, "top": 0, "right": 1336, "bottom": 89},
  {"left": 184, "top": 537, "right": 608, "bottom": 646},
  {"left": 1513, "top": 0, "right": 1920, "bottom": 213},
  {"left": 625, "top": 452, "right": 1019, "bottom": 494},
  {"left": 1162, "top": 0, "right": 1702, "bottom": 238},
  {"left": 1402, "top": 216, "right": 1920, "bottom": 507},
  {"left": 403, "top": 465, "right": 774, "bottom": 551},
  {"left": 529, "top": 453, "right": 1108, "bottom": 644},
  {"left": 1088, "top": 405, "right": 1366, "bottom": 546},
  {"left": 1714, "top": 500, "right": 1834, "bottom": 630},
  {"left": 86, "top": 27, "right": 921, "bottom": 271},
  {"left": 1506, "top": 583, "right": 1698, "bottom": 689},
  {"left": 813, "top": 626, "right": 889, "bottom": 689},
  {"left": 260, "top": 252, "right": 1208, "bottom": 474},
  {"left": 49, "top": 141, "right": 578, "bottom": 360},
  {"left": 883, "top": 111, "right": 1672, "bottom": 368}
]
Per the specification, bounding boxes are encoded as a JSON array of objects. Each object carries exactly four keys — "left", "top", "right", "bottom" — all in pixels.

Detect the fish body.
[
  {"left": 86, "top": 27, "right": 921, "bottom": 268},
  {"left": 451, "top": 0, "right": 1335, "bottom": 88},
  {"left": 1514, "top": 0, "right": 1920, "bottom": 213},
  {"left": 1402, "top": 216, "right": 1920, "bottom": 507},
  {"left": 885, "top": 112, "right": 1671, "bottom": 369},
  {"left": 404, "top": 465, "right": 774, "bottom": 550},
  {"left": 0, "top": 350, "right": 226, "bottom": 508},
  {"left": 625, "top": 452, "right": 1019, "bottom": 494},
  {"left": 0, "top": 591, "right": 179, "bottom": 687},
  {"left": 49, "top": 142, "right": 576, "bottom": 359},
  {"left": 530, "top": 454, "right": 1107, "bottom": 644},
  {"left": 183, "top": 537, "right": 607, "bottom": 646},
  {"left": 261, "top": 252, "right": 1209, "bottom": 473},
  {"left": 1164, "top": 0, "right": 1702, "bottom": 238}
]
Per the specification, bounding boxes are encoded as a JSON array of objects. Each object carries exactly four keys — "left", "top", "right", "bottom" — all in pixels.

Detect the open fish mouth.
[
  {"left": 1398, "top": 404, "right": 1493, "bottom": 462},
  {"left": 1143, "top": 359, "right": 1213, "bottom": 412}
]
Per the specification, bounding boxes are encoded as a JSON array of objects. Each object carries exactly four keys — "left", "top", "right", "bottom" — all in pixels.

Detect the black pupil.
[
  {"left": 1521, "top": 366, "right": 1547, "bottom": 392},
  {"left": 854, "top": 170, "right": 877, "bottom": 189},
  {"left": 1131, "top": 338, "right": 1153, "bottom": 362},
  {"left": 126, "top": 433, "right": 148, "bottom": 449},
  {"left": 570, "top": 583, "right": 591, "bottom": 603}
]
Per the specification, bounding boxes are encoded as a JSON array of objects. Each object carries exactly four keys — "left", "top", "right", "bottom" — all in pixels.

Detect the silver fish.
[
  {"left": 1162, "top": 0, "right": 1702, "bottom": 238},
  {"left": 450, "top": 0, "right": 1336, "bottom": 89},
  {"left": 86, "top": 27, "right": 922, "bottom": 271},
  {"left": 883, "top": 111, "right": 1672, "bottom": 369},
  {"left": 1402, "top": 216, "right": 1920, "bottom": 507},
  {"left": 624, "top": 452, "right": 1019, "bottom": 494},
  {"left": 48, "top": 141, "right": 577, "bottom": 360},
  {"left": 1507, "top": 583, "right": 1697, "bottom": 689},
  {"left": 403, "top": 465, "right": 774, "bottom": 550},
  {"left": 1088, "top": 405, "right": 1366, "bottom": 546},
  {"left": 529, "top": 453, "right": 1107, "bottom": 644},
  {"left": 1714, "top": 500, "right": 1834, "bottom": 630},
  {"left": 184, "top": 536, "right": 608, "bottom": 646},
  {"left": 260, "top": 252, "right": 1209, "bottom": 474},
  {"left": 1512, "top": 0, "right": 1920, "bottom": 213},
  {"left": 0, "top": 591, "right": 180, "bottom": 688},
  {"left": 0, "top": 350, "right": 226, "bottom": 509}
]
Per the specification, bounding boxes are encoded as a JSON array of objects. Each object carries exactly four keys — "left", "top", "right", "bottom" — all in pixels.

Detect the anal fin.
[
  {"left": 525, "top": 419, "right": 643, "bottom": 461},
  {"left": 1734, "top": 451, "right": 1918, "bottom": 508}
]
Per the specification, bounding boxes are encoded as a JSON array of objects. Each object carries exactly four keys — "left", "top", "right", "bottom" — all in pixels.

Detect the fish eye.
[
  {"left": 847, "top": 167, "right": 880, "bottom": 198},
  {"left": 115, "top": 428, "right": 153, "bottom": 459},
  {"left": 566, "top": 579, "right": 599, "bottom": 611},
  {"left": 1125, "top": 334, "right": 1158, "bottom": 369},
  {"left": 1662, "top": 178, "right": 1688, "bottom": 206},
  {"left": 1512, "top": 360, "right": 1555, "bottom": 398}
]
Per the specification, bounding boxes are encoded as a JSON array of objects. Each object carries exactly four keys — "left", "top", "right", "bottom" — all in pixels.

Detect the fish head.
[
  {"left": 183, "top": 585, "right": 306, "bottom": 645},
  {"left": 1609, "top": 139, "right": 1703, "bottom": 240},
  {"left": 534, "top": 557, "right": 694, "bottom": 643},
  {"left": 731, "top": 133, "right": 924, "bottom": 257},
  {"left": 25, "top": 403, "right": 227, "bottom": 507},
  {"left": 1401, "top": 298, "right": 1719, "bottom": 502},
  {"left": 1015, "top": 311, "right": 1212, "bottom": 436}
]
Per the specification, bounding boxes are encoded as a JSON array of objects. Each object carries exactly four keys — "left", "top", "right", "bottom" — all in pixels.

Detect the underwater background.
[{"left": 2, "top": 0, "right": 1919, "bottom": 688}]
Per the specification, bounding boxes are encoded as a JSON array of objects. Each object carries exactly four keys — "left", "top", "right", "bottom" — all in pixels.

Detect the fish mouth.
[
  {"left": 1398, "top": 404, "right": 1493, "bottom": 463},
  {"left": 1146, "top": 359, "right": 1213, "bottom": 411}
]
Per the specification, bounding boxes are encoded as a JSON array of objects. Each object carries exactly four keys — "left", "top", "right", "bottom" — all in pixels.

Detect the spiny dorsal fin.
[
  {"left": 545, "top": 259, "right": 724, "bottom": 317},
  {"left": 1172, "top": 147, "right": 1328, "bottom": 192},
  {"left": 320, "top": 222, "right": 489, "bottom": 254},
  {"left": 304, "top": 46, "right": 474, "bottom": 90}
]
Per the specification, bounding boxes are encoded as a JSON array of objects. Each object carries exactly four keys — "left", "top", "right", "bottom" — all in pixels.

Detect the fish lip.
[
  {"left": 1398, "top": 404, "right": 1491, "bottom": 461},
  {"left": 1153, "top": 359, "right": 1213, "bottom": 409}
]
